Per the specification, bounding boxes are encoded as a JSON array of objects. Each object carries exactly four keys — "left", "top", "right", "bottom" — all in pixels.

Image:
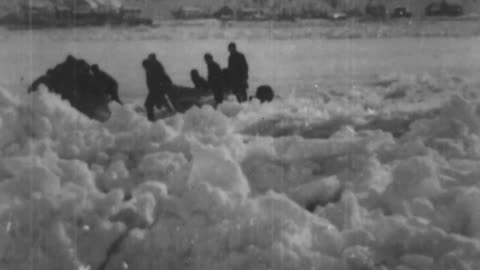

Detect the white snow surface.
[{"left": 1, "top": 70, "right": 480, "bottom": 270}]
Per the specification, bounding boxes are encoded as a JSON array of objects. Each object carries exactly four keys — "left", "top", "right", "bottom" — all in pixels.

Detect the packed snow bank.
[{"left": 1, "top": 85, "right": 480, "bottom": 270}]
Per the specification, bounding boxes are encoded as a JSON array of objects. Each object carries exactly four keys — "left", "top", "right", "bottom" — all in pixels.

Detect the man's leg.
[
  {"left": 144, "top": 94, "right": 156, "bottom": 121},
  {"left": 239, "top": 85, "right": 248, "bottom": 103},
  {"left": 240, "top": 81, "right": 248, "bottom": 102},
  {"left": 213, "top": 87, "right": 224, "bottom": 105},
  {"left": 232, "top": 86, "right": 241, "bottom": 103},
  {"left": 233, "top": 86, "right": 247, "bottom": 103},
  {"left": 232, "top": 80, "right": 248, "bottom": 103}
]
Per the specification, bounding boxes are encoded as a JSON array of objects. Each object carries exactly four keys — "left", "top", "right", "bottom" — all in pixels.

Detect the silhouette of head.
[
  {"left": 148, "top": 53, "right": 157, "bottom": 61},
  {"left": 204, "top": 53, "right": 213, "bottom": 63},
  {"left": 191, "top": 69, "right": 199, "bottom": 77},
  {"left": 46, "top": 69, "right": 54, "bottom": 76},
  {"left": 66, "top": 54, "right": 76, "bottom": 64},
  {"left": 91, "top": 64, "right": 99, "bottom": 73},
  {"left": 228, "top": 42, "right": 237, "bottom": 53},
  {"left": 142, "top": 59, "right": 150, "bottom": 69}
]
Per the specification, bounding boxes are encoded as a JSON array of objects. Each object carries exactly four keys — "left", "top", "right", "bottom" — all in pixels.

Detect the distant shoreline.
[{"left": 2, "top": 17, "right": 480, "bottom": 40}]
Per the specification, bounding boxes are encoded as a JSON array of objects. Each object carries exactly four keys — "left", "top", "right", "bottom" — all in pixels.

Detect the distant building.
[
  {"left": 237, "top": 7, "right": 270, "bottom": 20},
  {"left": 425, "top": 0, "right": 463, "bottom": 17},
  {"left": 17, "top": 0, "right": 56, "bottom": 25},
  {"left": 171, "top": 6, "right": 210, "bottom": 20}
]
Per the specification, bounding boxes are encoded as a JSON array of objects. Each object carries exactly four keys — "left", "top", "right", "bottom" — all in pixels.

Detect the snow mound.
[{"left": 1, "top": 83, "right": 480, "bottom": 269}]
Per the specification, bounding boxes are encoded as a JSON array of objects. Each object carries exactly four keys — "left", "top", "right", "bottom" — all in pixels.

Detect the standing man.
[
  {"left": 227, "top": 42, "right": 249, "bottom": 103},
  {"left": 204, "top": 53, "right": 224, "bottom": 105},
  {"left": 143, "top": 54, "right": 176, "bottom": 121}
]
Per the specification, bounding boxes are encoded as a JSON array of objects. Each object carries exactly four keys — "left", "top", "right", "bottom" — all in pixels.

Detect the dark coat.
[
  {"left": 192, "top": 73, "right": 209, "bottom": 91},
  {"left": 206, "top": 60, "right": 224, "bottom": 89},
  {"left": 228, "top": 51, "right": 248, "bottom": 84},
  {"left": 93, "top": 69, "right": 118, "bottom": 94},
  {"left": 143, "top": 59, "right": 172, "bottom": 94}
]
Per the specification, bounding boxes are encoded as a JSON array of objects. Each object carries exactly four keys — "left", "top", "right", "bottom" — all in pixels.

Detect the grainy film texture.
[{"left": 0, "top": 0, "right": 480, "bottom": 270}]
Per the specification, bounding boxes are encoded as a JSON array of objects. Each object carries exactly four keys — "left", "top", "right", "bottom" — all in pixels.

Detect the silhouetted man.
[
  {"left": 50, "top": 55, "right": 77, "bottom": 98},
  {"left": 190, "top": 69, "right": 209, "bottom": 92},
  {"left": 227, "top": 42, "right": 248, "bottom": 103},
  {"left": 143, "top": 54, "right": 176, "bottom": 121},
  {"left": 148, "top": 53, "right": 173, "bottom": 86},
  {"left": 72, "top": 59, "right": 94, "bottom": 107},
  {"left": 204, "top": 53, "right": 224, "bottom": 105},
  {"left": 91, "top": 64, "right": 123, "bottom": 105},
  {"left": 27, "top": 55, "right": 113, "bottom": 121}
]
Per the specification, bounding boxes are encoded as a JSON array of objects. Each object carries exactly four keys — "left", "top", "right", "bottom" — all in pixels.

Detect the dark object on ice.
[
  {"left": 391, "top": 7, "right": 412, "bottom": 18},
  {"left": 425, "top": 0, "right": 463, "bottom": 17},
  {"left": 204, "top": 53, "right": 225, "bottom": 105},
  {"left": 91, "top": 64, "right": 123, "bottom": 105},
  {"left": 255, "top": 85, "right": 275, "bottom": 103},
  {"left": 142, "top": 54, "right": 176, "bottom": 121},
  {"left": 227, "top": 42, "right": 249, "bottom": 103},
  {"left": 165, "top": 85, "right": 214, "bottom": 113},
  {"left": 365, "top": 0, "right": 387, "bottom": 19},
  {"left": 28, "top": 55, "right": 113, "bottom": 121},
  {"left": 190, "top": 69, "right": 209, "bottom": 92}
]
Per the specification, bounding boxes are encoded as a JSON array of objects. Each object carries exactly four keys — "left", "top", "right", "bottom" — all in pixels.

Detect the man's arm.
[{"left": 28, "top": 76, "right": 48, "bottom": 93}]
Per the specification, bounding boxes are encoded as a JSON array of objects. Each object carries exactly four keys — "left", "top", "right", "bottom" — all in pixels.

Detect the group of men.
[
  {"left": 202, "top": 42, "right": 250, "bottom": 104},
  {"left": 28, "top": 55, "right": 123, "bottom": 114},
  {"left": 29, "top": 42, "right": 274, "bottom": 122},
  {"left": 143, "top": 42, "right": 251, "bottom": 121}
]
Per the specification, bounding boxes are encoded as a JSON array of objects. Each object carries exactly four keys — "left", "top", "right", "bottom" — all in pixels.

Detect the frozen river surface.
[{"left": 1, "top": 28, "right": 480, "bottom": 102}]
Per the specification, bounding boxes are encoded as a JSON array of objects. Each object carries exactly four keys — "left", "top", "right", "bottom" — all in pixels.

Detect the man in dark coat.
[
  {"left": 227, "top": 42, "right": 248, "bottom": 103},
  {"left": 190, "top": 69, "right": 209, "bottom": 92},
  {"left": 143, "top": 54, "right": 176, "bottom": 121},
  {"left": 28, "top": 55, "right": 113, "bottom": 121},
  {"left": 49, "top": 55, "right": 77, "bottom": 99},
  {"left": 91, "top": 64, "right": 123, "bottom": 105},
  {"left": 204, "top": 53, "right": 224, "bottom": 105}
]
